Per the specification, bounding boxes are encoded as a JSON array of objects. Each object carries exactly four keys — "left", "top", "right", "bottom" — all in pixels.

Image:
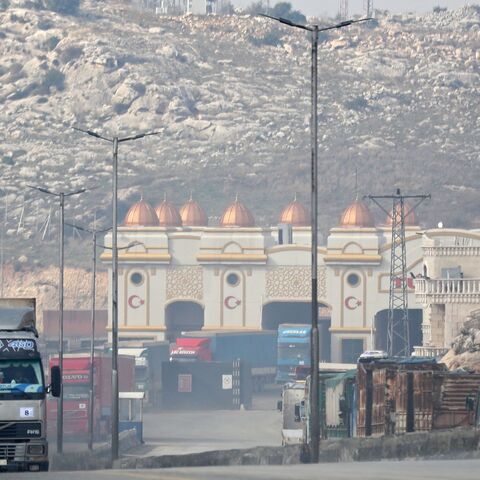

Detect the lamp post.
[
  {"left": 260, "top": 14, "right": 371, "bottom": 463},
  {"left": 67, "top": 223, "right": 142, "bottom": 451},
  {"left": 66, "top": 222, "right": 111, "bottom": 450},
  {"left": 28, "top": 185, "right": 87, "bottom": 454},
  {"left": 72, "top": 127, "right": 160, "bottom": 461}
]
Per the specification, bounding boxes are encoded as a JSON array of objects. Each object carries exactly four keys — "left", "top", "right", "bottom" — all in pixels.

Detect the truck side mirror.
[
  {"left": 277, "top": 400, "right": 283, "bottom": 412},
  {"left": 50, "top": 366, "right": 61, "bottom": 398}
]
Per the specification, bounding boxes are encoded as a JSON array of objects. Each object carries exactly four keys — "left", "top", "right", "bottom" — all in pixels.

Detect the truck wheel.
[{"left": 38, "top": 462, "right": 49, "bottom": 472}]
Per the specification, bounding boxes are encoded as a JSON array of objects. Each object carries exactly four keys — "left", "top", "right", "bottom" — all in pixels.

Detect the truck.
[
  {"left": 47, "top": 353, "right": 135, "bottom": 440},
  {"left": 170, "top": 330, "right": 277, "bottom": 391},
  {"left": 0, "top": 298, "right": 60, "bottom": 472},
  {"left": 277, "top": 380, "right": 306, "bottom": 445},
  {"left": 276, "top": 324, "right": 312, "bottom": 383}
]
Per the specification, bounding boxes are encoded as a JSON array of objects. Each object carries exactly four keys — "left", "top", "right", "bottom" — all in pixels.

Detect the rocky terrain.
[
  {"left": 0, "top": 0, "right": 479, "bottom": 277},
  {"left": 442, "top": 317, "right": 480, "bottom": 373}
]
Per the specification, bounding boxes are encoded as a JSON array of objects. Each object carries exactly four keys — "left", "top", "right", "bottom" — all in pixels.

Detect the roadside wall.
[
  {"left": 50, "top": 429, "right": 139, "bottom": 471},
  {"left": 117, "top": 427, "right": 480, "bottom": 470}
]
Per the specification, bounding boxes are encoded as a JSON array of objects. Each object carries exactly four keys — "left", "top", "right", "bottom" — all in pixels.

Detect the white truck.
[{"left": 0, "top": 298, "right": 60, "bottom": 472}]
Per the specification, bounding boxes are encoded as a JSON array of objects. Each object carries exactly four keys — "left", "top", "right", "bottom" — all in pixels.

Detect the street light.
[
  {"left": 260, "top": 14, "right": 372, "bottom": 463},
  {"left": 28, "top": 185, "right": 87, "bottom": 454},
  {"left": 66, "top": 222, "right": 142, "bottom": 451},
  {"left": 72, "top": 126, "right": 160, "bottom": 461}
]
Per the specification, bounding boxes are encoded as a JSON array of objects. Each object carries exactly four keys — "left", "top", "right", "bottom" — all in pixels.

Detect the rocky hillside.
[
  {"left": 1, "top": 263, "right": 108, "bottom": 329},
  {"left": 442, "top": 317, "right": 480, "bottom": 373},
  {"left": 1, "top": 1, "right": 479, "bottom": 271}
]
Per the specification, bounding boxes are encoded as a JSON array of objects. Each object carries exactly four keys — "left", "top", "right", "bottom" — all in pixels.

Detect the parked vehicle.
[
  {"left": 303, "top": 364, "right": 357, "bottom": 443},
  {"left": 47, "top": 353, "right": 135, "bottom": 440},
  {"left": 276, "top": 324, "right": 311, "bottom": 383},
  {"left": 0, "top": 298, "right": 60, "bottom": 472},
  {"left": 170, "top": 330, "right": 277, "bottom": 391},
  {"left": 108, "top": 341, "right": 169, "bottom": 406},
  {"left": 277, "top": 380, "right": 306, "bottom": 445}
]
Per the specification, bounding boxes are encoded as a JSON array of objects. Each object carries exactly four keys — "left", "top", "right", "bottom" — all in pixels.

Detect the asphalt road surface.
[
  {"left": 3, "top": 459, "right": 480, "bottom": 479},
  {"left": 128, "top": 384, "right": 282, "bottom": 456}
]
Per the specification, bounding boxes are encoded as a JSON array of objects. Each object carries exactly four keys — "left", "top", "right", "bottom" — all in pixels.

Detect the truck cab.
[
  {"left": 0, "top": 298, "right": 60, "bottom": 472},
  {"left": 169, "top": 338, "right": 212, "bottom": 362}
]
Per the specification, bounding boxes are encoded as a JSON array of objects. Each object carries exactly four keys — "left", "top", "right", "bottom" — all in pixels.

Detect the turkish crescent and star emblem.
[
  {"left": 344, "top": 296, "right": 362, "bottom": 310},
  {"left": 224, "top": 296, "right": 241, "bottom": 310},
  {"left": 128, "top": 295, "right": 145, "bottom": 309}
]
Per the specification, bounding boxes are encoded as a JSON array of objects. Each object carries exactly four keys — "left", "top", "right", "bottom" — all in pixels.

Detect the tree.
[
  {"left": 246, "top": 0, "right": 266, "bottom": 15},
  {"left": 270, "top": 2, "right": 306, "bottom": 24}
]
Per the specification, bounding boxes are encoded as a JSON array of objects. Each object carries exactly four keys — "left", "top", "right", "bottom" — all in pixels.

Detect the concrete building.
[{"left": 101, "top": 195, "right": 480, "bottom": 362}]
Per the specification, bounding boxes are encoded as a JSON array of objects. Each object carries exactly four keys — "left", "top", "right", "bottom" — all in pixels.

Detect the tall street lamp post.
[
  {"left": 67, "top": 223, "right": 142, "bottom": 451},
  {"left": 72, "top": 127, "right": 160, "bottom": 461},
  {"left": 260, "top": 14, "right": 371, "bottom": 463},
  {"left": 28, "top": 186, "right": 87, "bottom": 454},
  {"left": 66, "top": 222, "right": 111, "bottom": 451}
]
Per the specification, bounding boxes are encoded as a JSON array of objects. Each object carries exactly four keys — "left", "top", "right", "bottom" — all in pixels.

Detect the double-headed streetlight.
[
  {"left": 72, "top": 127, "right": 160, "bottom": 461},
  {"left": 260, "top": 14, "right": 371, "bottom": 463},
  {"left": 28, "top": 185, "right": 87, "bottom": 454},
  {"left": 67, "top": 222, "right": 142, "bottom": 451}
]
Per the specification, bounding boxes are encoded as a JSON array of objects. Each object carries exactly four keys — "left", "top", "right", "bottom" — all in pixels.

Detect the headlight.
[{"left": 27, "top": 444, "right": 45, "bottom": 455}]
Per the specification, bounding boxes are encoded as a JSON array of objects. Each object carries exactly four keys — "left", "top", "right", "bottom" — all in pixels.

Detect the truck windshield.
[
  {"left": 278, "top": 343, "right": 310, "bottom": 362},
  {"left": 0, "top": 359, "right": 45, "bottom": 398}
]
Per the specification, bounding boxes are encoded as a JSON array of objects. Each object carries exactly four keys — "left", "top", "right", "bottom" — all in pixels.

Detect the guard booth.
[
  {"left": 119, "top": 391, "right": 145, "bottom": 443},
  {"left": 161, "top": 360, "right": 252, "bottom": 410}
]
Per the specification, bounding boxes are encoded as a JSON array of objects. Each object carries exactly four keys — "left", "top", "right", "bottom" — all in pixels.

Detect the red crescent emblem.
[
  {"left": 128, "top": 295, "right": 144, "bottom": 309},
  {"left": 224, "top": 296, "right": 241, "bottom": 310},
  {"left": 344, "top": 296, "right": 362, "bottom": 310}
]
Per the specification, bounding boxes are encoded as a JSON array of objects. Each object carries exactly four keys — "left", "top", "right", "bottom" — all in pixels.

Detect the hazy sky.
[{"left": 234, "top": 0, "right": 477, "bottom": 17}]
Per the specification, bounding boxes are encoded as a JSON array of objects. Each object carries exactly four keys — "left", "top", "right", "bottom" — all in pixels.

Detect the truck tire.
[{"left": 38, "top": 462, "right": 49, "bottom": 472}]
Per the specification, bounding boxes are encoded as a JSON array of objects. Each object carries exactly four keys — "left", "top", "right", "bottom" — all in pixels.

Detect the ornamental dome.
[
  {"left": 180, "top": 196, "right": 208, "bottom": 227},
  {"left": 339, "top": 200, "right": 375, "bottom": 228},
  {"left": 155, "top": 195, "right": 182, "bottom": 227},
  {"left": 386, "top": 203, "right": 417, "bottom": 226},
  {"left": 279, "top": 197, "right": 309, "bottom": 226},
  {"left": 123, "top": 197, "right": 159, "bottom": 227},
  {"left": 220, "top": 197, "right": 255, "bottom": 227}
]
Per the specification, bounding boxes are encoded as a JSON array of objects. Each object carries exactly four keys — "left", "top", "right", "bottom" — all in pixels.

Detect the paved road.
[
  {"left": 3, "top": 459, "right": 480, "bottom": 479},
  {"left": 129, "top": 384, "right": 282, "bottom": 456}
]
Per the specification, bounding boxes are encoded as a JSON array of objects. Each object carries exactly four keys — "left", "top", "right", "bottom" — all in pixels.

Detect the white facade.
[{"left": 101, "top": 219, "right": 480, "bottom": 362}]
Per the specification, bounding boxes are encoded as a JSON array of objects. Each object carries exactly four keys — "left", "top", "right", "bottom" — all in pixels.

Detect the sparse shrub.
[
  {"left": 345, "top": 97, "right": 368, "bottom": 111},
  {"left": 42, "top": 0, "right": 80, "bottom": 15},
  {"left": 0, "top": 0, "right": 10, "bottom": 11},
  {"left": 41, "top": 68, "right": 65, "bottom": 92},
  {"left": 59, "top": 46, "right": 83, "bottom": 64},
  {"left": 250, "top": 29, "right": 283, "bottom": 47}
]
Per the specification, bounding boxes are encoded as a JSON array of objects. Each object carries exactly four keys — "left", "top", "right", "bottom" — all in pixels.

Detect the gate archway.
[
  {"left": 374, "top": 308, "right": 423, "bottom": 354},
  {"left": 165, "top": 301, "right": 204, "bottom": 342}
]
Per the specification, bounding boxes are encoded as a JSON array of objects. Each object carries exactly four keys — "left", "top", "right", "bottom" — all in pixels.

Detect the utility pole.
[
  {"left": 260, "top": 12, "right": 371, "bottom": 464},
  {"left": 339, "top": 0, "right": 349, "bottom": 20},
  {"left": 367, "top": 190, "right": 430, "bottom": 356},
  {"left": 364, "top": 0, "right": 373, "bottom": 17},
  {"left": 66, "top": 221, "right": 140, "bottom": 450},
  {"left": 28, "top": 185, "right": 87, "bottom": 454},
  {"left": 73, "top": 126, "right": 160, "bottom": 462}
]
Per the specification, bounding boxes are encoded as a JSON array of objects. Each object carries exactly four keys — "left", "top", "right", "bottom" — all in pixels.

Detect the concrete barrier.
[
  {"left": 50, "top": 429, "right": 140, "bottom": 471},
  {"left": 116, "top": 427, "right": 480, "bottom": 470}
]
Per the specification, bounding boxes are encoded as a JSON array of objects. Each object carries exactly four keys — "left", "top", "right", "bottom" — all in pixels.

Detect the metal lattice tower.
[
  {"left": 367, "top": 189, "right": 430, "bottom": 356},
  {"left": 364, "top": 0, "right": 373, "bottom": 17},
  {"left": 339, "top": 0, "right": 348, "bottom": 20}
]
